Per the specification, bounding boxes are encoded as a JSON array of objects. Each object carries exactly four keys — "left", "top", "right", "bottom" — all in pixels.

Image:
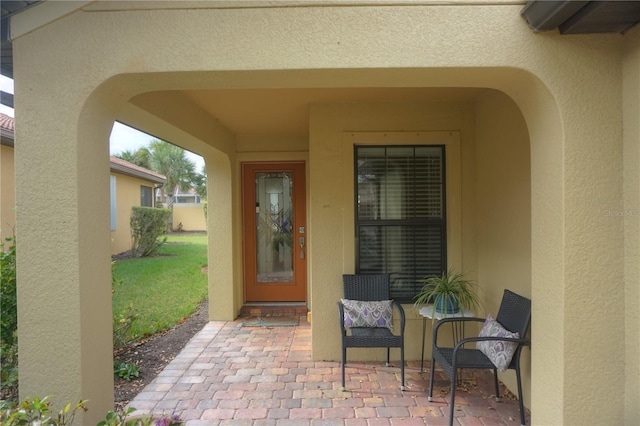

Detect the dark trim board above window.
[{"left": 355, "top": 145, "right": 447, "bottom": 302}]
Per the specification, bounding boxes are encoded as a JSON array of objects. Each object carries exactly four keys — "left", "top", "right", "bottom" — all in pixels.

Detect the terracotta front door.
[{"left": 242, "top": 162, "right": 307, "bottom": 302}]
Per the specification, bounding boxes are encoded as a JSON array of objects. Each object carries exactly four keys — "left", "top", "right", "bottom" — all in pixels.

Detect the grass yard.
[{"left": 112, "top": 233, "right": 208, "bottom": 342}]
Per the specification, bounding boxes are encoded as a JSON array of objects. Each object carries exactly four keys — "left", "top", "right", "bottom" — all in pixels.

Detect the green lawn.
[{"left": 112, "top": 233, "right": 208, "bottom": 342}]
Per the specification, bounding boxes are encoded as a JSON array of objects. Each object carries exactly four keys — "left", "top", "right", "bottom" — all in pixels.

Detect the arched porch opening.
[{"left": 41, "top": 66, "right": 552, "bottom": 423}]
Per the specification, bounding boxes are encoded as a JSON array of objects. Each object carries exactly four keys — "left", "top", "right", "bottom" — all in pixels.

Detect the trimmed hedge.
[{"left": 130, "top": 207, "right": 172, "bottom": 258}]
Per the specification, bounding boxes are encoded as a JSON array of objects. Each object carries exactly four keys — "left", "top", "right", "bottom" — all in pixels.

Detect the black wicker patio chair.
[
  {"left": 337, "top": 274, "right": 406, "bottom": 390},
  {"left": 428, "top": 289, "right": 531, "bottom": 426}
]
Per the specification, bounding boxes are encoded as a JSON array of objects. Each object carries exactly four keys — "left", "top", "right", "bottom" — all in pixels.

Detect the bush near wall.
[
  {"left": 130, "top": 207, "right": 171, "bottom": 258},
  {"left": 1, "top": 237, "right": 18, "bottom": 400}
]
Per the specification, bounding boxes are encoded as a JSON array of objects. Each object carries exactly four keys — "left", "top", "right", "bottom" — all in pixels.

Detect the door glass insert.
[{"left": 255, "top": 172, "right": 293, "bottom": 283}]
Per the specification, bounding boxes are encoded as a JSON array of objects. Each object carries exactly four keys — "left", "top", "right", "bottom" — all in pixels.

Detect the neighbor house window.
[
  {"left": 355, "top": 145, "right": 446, "bottom": 302},
  {"left": 110, "top": 175, "right": 117, "bottom": 231},
  {"left": 141, "top": 185, "right": 153, "bottom": 207},
  {"left": 175, "top": 194, "right": 201, "bottom": 204}
]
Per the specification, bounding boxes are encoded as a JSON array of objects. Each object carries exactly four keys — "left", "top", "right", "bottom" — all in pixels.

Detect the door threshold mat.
[{"left": 241, "top": 317, "right": 300, "bottom": 327}]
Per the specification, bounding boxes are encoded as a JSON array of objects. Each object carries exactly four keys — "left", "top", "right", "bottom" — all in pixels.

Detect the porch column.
[
  {"left": 14, "top": 66, "right": 114, "bottom": 424},
  {"left": 531, "top": 71, "right": 626, "bottom": 424},
  {"left": 205, "top": 150, "right": 236, "bottom": 320}
]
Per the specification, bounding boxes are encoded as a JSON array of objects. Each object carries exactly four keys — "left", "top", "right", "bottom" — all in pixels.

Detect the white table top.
[{"left": 418, "top": 304, "right": 475, "bottom": 320}]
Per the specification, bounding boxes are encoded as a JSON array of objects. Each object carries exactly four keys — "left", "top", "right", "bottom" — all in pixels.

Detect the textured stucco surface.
[
  {"left": 475, "top": 90, "right": 531, "bottom": 406},
  {"left": 11, "top": 2, "right": 634, "bottom": 424},
  {"left": 623, "top": 27, "right": 640, "bottom": 425}
]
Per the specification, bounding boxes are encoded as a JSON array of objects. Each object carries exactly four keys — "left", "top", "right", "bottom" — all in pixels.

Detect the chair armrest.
[
  {"left": 448, "top": 335, "right": 530, "bottom": 366},
  {"left": 432, "top": 317, "right": 485, "bottom": 346},
  {"left": 392, "top": 301, "right": 406, "bottom": 335}
]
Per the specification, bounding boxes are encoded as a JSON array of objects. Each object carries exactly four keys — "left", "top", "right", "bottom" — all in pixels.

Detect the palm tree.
[
  {"left": 148, "top": 140, "right": 197, "bottom": 229},
  {"left": 193, "top": 164, "right": 207, "bottom": 200},
  {"left": 115, "top": 139, "right": 205, "bottom": 230},
  {"left": 116, "top": 147, "right": 151, "bottom": 169}
]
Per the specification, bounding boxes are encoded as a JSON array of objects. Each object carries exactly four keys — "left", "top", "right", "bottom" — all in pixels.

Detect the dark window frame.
[
  {"left": 140, "top": 185, "right": 153, "bottom": 207},
  {"left": 354, "top": 145, "right": 447, "bottom": 303}
]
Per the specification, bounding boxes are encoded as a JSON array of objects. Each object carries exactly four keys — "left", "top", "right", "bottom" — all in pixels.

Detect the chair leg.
[
  {"left": 515, "top": 366, "right": 526, "bottom": 426},
  {"left": 400, "top": 346, "right": 405, "bottom": 391},
  {"left": 448, "top": 367, "right": 457, "bottom": 426},
  {"left": 493, "top": 368, "right": 500, "bottom": 402},
  {"left": 341, "top": 346, "right": 346, "bottom": 390},
  {"left": 427, "top": 358, "right": 436, "bottom": 402},
  {"left": 386, "top": 347, "right": 390, "bottom": 366}
]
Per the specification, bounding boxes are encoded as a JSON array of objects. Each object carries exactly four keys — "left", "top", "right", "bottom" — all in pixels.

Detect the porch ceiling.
[{"left": 181, "top": 87, "right": 485, "bottom": 135}]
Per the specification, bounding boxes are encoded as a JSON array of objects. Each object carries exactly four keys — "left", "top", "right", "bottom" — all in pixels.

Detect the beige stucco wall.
[
  {"left": 475, "top": 90, "right": 532, "bottom": 407},
  {"left": 0, "top": 144, "right": 15, "bottom": 240},
  {"left": 10, "top": 2, "right": 633, "bottom": 424},
  {"left": 172, "top": 203, "right": 206, "bottom": 232},
  {"left": 109, "top": 172, "right": 161, "bottom": 255},
  {"left": 623, "top": 26, "right": 640, "bottom": 425},
  {"left": 309, "top": 102, "right": 475, "bottom": 365}
]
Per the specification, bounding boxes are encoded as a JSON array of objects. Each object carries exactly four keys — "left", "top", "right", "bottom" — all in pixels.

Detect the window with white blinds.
[{"left": 355, "top": 146, "right": 447, "bottom": 302}]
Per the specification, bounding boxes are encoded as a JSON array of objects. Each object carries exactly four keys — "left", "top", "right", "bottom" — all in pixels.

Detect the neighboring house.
[
  {"left": 171, "top": 187, "right": 206, "bottom": 232},
  {"left": 0, "top": 113, "right": 166, "bottom": 255},
  {"left": 109, "top": 156, "right": 166, "bottom": 255},
  {"left": 5, "top": 2, "right": 640, "bottom": 424},
  {"left": 0, "top": 113, "right": 14, "bottom": 241}
]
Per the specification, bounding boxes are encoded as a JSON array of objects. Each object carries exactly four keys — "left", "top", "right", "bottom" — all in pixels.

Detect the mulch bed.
[{"left": 114, "top": 299, "right": 209, "bottom": 408}]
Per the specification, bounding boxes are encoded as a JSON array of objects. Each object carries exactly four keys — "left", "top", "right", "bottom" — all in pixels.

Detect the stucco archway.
[
  {"left": 17, "top": 66, "right": 555, "bottom": 424},
  {"left": 13, "top": 4, "right": 627, "bottom": 425}
]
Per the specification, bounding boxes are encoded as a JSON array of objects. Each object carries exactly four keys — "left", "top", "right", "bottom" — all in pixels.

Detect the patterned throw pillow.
[
  {"left": 341, "top": 299, "right": 394, "bottom": 331},
  {"left": 476, "top": 314, "right": 519, "bottom": 372}
]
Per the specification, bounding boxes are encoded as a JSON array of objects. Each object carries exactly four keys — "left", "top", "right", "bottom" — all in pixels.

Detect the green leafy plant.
[
  {"left": 1, "top": 236, "right": 18, "bottom": 401},
  {"left": 130, "top": 207, "right": 172, "bottom": 258},
  {"left": 1, "top": 340, "right": 18, "bottom": 400},
  {"left": 113, "top": 303, "right": 138, "bottom": 348},
  {"left": 0, "top": 396, "right": 182, "bottom": 426},
  {"left": 1, "top": 236, "right": 17, "bottom": 347},
  {"left": 113, "top": 361, "right": 140, "bottom": 381},
  {"left": 413, "top": 268, "right": 482, "bottom": 316},
  {"left": 98, "top": 406, "right": 182, "bottom": 426},
  {"left": 0, "top": 395, "right": 88, "bottom": 425}
]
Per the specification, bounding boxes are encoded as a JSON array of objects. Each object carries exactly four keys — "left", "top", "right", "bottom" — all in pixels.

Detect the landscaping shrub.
[
  {"left": 1, "top": 237, "right": 17, "bottom": 347},
  {"left": 113, "top": 361, "right": 140, "bottom": 381},
  {"left": 112, "top": 303, "right": 138, "bottom": 348},
  {"left": 0, "top": 396, "right": 88, "bottom": 426},
  {"left": 130, "top": 207, "right": 171, "bottom": 258},
  {"left": 0, "top": 396, "right": 183, "bottom": 425},
  {"left": 0, "top": 236, "right": 18, "bottom": 401}
]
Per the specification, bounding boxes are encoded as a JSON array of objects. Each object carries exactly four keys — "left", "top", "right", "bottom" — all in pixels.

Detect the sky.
[{"left": 0, "top": 75, "right": 205, "bottom": 171}]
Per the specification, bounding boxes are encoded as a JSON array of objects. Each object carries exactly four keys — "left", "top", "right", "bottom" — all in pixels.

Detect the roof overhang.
[
  {"left": 0, "top": 126, "right": 14, "bottom": 147},
  {"left": 109, "top": 157, "right": 166, "bottom": 185},
  {"left": 521, "top": 0, "right": 640, "bottom": 34}
]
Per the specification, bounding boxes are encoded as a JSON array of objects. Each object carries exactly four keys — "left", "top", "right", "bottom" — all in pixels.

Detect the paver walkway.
[{"left": 128, "top": 317, "right": 530, "bottom": 425}]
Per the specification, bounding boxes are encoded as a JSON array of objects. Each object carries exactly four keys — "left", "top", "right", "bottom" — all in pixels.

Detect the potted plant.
[{"left": 413, "top": 269, "right": 481, "bottom": 315}]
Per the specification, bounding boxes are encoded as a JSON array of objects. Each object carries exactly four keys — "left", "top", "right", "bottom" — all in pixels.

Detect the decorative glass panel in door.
[{"left": 255, "top": 172, "right": 293, "bottom": 283}]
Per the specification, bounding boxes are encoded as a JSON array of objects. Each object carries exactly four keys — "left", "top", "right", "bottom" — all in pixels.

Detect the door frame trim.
[{"left": 241, "top": 160, "right": 307, "bottom": 303}]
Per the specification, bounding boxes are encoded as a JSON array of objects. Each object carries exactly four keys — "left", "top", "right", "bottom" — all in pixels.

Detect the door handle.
[{"left": 299, "top": 237, "right": 305, "bottom": 248}]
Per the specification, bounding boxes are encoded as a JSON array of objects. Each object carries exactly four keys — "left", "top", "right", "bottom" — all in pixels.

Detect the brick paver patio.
[{"left": 127, "top": 317, "right": 530, "bottom": 425}]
